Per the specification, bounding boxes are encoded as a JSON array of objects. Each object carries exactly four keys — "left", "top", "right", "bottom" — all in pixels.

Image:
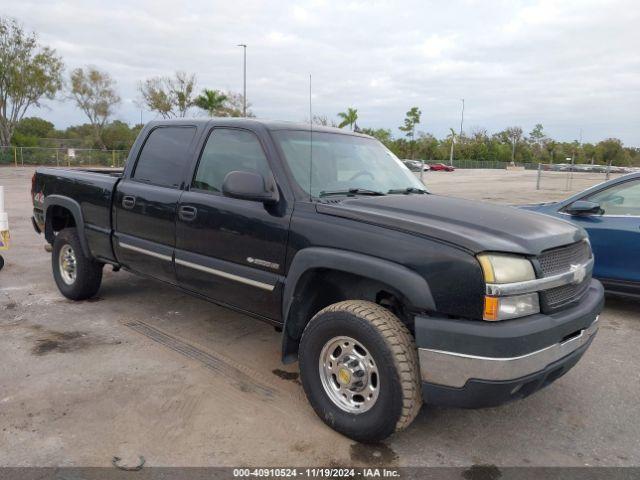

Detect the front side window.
[
  {"left": 133, "top": 126, "right": 196, "bottom": 187},
  {"left": 192, "top": 128, "right": 271, "bottom": 193},
  {"left": 272, "top": 130, "right": 425, "bottom": 197},
  {"left": 585, "top": 179, "right": 640, "bottom": 216}
]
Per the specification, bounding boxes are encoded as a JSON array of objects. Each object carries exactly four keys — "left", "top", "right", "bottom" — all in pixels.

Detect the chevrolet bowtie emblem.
[{"left": 570, "top": 264, "right": 587, "bottom": 284}]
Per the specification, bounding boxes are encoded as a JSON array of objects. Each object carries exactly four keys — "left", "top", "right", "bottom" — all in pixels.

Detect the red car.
[{"left": 429, "top": 163, "right": 455, "bottom": 172}]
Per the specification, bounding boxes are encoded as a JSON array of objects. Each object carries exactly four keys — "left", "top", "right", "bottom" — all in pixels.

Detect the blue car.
[{"left": 521, "top": 172, "right": 640, "bottom": 298}]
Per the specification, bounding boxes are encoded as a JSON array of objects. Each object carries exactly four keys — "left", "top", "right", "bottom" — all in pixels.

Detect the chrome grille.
[
  {"left": 543, "top": 278, "right": 590, "bottom": 308},
  {"left": 538, "top": 241, "right": 591, "bottom": 277}
]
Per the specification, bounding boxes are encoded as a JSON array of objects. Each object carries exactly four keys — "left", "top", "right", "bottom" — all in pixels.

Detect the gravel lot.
[{"left": 1, "top": 167, "right": 639, "bottom": 468}]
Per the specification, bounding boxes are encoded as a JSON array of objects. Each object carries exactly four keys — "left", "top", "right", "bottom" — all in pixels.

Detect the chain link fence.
[
  {"left": 0, "top": 146, "right": 128, "bottom": 168},
  {"left": 420, "top": 159, "right": 541, "bottom": 170},
  {"left": 534, "top": 163, "right": 634, "bottom": 191}
]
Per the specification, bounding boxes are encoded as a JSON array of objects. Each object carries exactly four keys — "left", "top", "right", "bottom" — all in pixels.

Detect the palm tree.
[
  {"left": 448, "top": 128, "right": 456, "bottom": 166},
  {"left": 194, "top": 89, "right": 228, "bottom": 117},
  {"left": 337, "top": 108, "right": 358, "bottom": 130}
]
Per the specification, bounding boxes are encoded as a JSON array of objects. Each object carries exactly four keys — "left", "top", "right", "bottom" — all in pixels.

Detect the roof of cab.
[{"left": 144, "top": 117, "right": 371, "bottom": 138}]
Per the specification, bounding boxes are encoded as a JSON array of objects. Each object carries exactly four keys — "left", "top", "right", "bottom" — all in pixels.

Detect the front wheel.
[
  {"left": 299, "top": 300, "right": 422, "bottom": 442},
  {"left": 52, "top": 228, "right": 103, "bottom": 300}
]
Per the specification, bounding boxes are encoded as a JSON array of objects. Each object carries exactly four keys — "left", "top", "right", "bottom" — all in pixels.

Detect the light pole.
[{"left": 237, "top": 44, "right": 247, "bottom": 117}]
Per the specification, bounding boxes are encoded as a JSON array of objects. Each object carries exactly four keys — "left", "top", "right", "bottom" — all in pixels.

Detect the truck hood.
[{"left": 316, "top": 194, "right": 585, "bottom": 255}]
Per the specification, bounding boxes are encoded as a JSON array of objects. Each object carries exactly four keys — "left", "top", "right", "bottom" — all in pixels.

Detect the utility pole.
[{"left": 237, "top": 44, "right": 247, "bottom": 117}]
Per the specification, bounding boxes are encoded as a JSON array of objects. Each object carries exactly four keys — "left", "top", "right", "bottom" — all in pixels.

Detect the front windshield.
[{"left": 272, "top": 130, "right": 426, "bottom": 198}]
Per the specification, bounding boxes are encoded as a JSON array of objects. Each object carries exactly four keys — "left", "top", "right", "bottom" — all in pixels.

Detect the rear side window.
[
  {"left": 133, "top": 126, "right": 196, "bottom": 187},
  {"left": 192, "top": 128, "right": 271, "bottom": 193}
]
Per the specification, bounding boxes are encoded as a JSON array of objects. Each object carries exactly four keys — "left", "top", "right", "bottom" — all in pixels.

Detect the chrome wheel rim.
[
  {"left": 318, "top": 336, "right": 379, "bottom": 413},
  {"left": 58, "top": 244, "right": 77, "bottom": 285}
]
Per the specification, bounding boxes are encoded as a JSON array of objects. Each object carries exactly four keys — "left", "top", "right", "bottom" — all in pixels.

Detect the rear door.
[
  {"left": 174, "top": 127, "right": 291, "bottom": 320},
  {"left": 563, "top": 178, "right": 640, "bottom": 283},
  {"left": 114, "top": 125, "right": 197, "bottom": 283}
]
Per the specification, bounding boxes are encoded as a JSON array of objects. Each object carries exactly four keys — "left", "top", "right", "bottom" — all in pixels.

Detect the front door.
[
  {"left": 114, "top": 125, "right": 197, "bottom": 283},
  {"left": 175, "top": 127, "right": 291, "bottom": 320},
  {"left": 563, "top": 177, "right": 640, "bottom": 283}
]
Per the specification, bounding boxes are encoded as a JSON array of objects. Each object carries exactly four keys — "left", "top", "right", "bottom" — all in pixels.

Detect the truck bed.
[{"left": 33, "top": 167, "right": 122, "bottom": 263}]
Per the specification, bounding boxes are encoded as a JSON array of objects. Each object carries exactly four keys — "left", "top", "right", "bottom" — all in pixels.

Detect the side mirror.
[
  {"left": 565, "top": 200, "right": 601, "bottom": 216},
  {"left": 222, "top": 171, "right": 279, "bottom": 204}
]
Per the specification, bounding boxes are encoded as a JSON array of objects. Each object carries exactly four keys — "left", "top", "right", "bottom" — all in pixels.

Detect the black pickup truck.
[{"left": 32, "top": 119, "right": 604, "bottom": 441}]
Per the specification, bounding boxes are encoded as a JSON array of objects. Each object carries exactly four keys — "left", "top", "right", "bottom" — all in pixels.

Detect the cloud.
[
  {"left": 420, "top": 34, "right": 456, "bottom": 59},
  {"left": 4, "top": 0, "right": 640, "bottom": 145}
]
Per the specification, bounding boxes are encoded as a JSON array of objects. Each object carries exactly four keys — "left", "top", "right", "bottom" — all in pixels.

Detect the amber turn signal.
[{"left": 483, "top": 296, "right": 500, "bottom": 321}]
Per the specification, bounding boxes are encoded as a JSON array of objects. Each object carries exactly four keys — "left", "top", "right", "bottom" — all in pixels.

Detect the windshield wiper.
[
  {"left": 319, "top": 188, "right": 386, "bottom": 197},
  {"left": 387, "top": 187, "right": 429, "bottom": 194}
]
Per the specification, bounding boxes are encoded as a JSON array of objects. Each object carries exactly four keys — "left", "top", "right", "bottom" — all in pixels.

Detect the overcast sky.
[{"left": 6, "top": 0, "right": 640, "bottom": 145}]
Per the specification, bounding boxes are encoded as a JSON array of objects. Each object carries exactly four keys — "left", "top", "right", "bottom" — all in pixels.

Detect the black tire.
[
  {"left": 299, "top": 300, "right": 422, "bottom": 442},
  {"left": 0, "top": 255, "right": 4, "bottom": 271},
  {"left": 52, "top": 228, "right": 103, "bottom": 300}
]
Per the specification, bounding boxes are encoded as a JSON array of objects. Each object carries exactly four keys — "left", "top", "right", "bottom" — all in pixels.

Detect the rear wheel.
[
  {"left": 299, "top": 300, "right": 422, "bottom": 442},
  {"left": 52, "top": 228, "right": 103, "bottom": 300}
]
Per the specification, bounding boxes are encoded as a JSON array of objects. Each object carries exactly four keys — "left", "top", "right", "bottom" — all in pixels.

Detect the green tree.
[
  {"left": 220, "top": 91, "right": 253, "bottom": 117},
  {"left": 543, "top": 138, "right": 557, "bottom": 163},
  {"left": 171, "top": 72, "right": 196, "bottom": 117},
  {"left": 311, "top": 115, "right": 336, "bottom": 127},
  {"left": 138, "top": 77, "right": 173, "bottom": 118},
  {"left": 360, "top": 127, "right": 392, "bottom": 145},
  {"left": 528, "top": 123, "right": 546, "bottom": 161},
  {"left": 11, "top": 116, "right": 55, "bottom": 145},
  {"left": 596, "top": 138, "right": 626, "bottom": 166},
  {"left": 139, "top": 71, "right": 197, "bottom": 118},
  {"left": 70, "top": 67, "right": 121, "bottom": 149},
  {"left": 415, "top": 132, "right": 438, "bottom": 160},
  {"left": 503, "top": 126, "right": 523, "bottom": 162},
  {"left": 194, "top": 89, "right": 227, "bottom": 117},
  {"left": 337, "top": 107, "right": 358, "bottom": 130},
  {"left": 529, "top": 123, "right": 545, "bottom": 143},
  {"left": 398, "top": 107, "right": 421, "bottom": 158},
  {"left": 0, "top": 17, "right": 64, "bottom": 146},
  {"left": 582, "top": 143, "right": 596, "bottom": 164},
  {"left": 101, "top": 120, "right": 141, "bottom": 150}
]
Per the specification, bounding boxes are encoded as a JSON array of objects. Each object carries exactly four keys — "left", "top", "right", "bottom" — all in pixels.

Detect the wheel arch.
[
  {"left": 281, "top": 247, "right": 436, "bottom": 363},
  {"left": 43, "top": 195, "right": 91, "bottom": 258}
]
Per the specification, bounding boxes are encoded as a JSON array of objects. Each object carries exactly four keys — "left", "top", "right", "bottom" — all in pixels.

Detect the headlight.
[
  {"left": 484, "top": 293, "right": 540, "bottom": 321},
  {"left": 477, "top": 253, "right": 535, "bottom": 284},
  {"left": 478, "top": 253, "right": 539, "bottom": 320}
]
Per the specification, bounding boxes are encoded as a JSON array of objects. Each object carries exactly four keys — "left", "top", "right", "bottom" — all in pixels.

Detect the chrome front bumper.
[{"left": 418, "top": 317, "right": 598, "bottom": 388}]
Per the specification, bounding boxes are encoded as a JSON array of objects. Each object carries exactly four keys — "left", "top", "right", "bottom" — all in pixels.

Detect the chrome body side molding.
[
  {"left": 174, "top": 258, "right": 275, "bottom": 291},
  {"left": 119, "top": 242, "right": 172, "bottom": 262}
]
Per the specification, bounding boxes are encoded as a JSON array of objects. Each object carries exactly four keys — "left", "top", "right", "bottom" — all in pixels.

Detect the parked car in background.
[
  {"left": 403, "top": 160, "right": 429, "bottom": 172},
  {"left": 429, "top": 163, "right": 455, "bottom": 172},
  {"left": 610, "top": 166, "right": 632, "bottom": 174},
  {"left": 520, "top": 172, "right": 640, "bottom": 298}
]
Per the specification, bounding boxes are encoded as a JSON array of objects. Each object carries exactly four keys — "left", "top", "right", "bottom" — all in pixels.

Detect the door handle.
[
  {"left": 122, "top": 195, "right": 136, "bottom": 209},
  {"left": 178, "top": 205, "right": 197, "bottom": 222}
]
